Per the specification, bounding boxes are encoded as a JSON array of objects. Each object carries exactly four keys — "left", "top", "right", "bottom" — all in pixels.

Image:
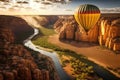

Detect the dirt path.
[{"left": 48, "top": 35, "right": 120, "bottom": 69}]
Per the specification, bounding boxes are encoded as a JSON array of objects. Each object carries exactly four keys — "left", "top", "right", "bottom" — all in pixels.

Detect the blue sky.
[
  {"left": 60, "top": 0, "right": 120, "bottom": 14},
  {"left": 73, "top": 0, "right": 120, "bottom": 7},
  {"left": 69, "top": 0, "right": 120, "bottom": 9}
]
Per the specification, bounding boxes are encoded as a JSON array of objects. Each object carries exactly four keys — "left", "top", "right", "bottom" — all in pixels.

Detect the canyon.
[
  {"left": 54, "top": 14, "right": 120, "bottom": 52},
  {"left": 0, "top": 16, "right": 60, "bottom": 80},
  {"left": 0, "top": 14, "right": 120, "bottom": 80}
]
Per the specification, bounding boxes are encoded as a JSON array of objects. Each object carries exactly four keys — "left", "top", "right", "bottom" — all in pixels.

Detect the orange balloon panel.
[{"left": 74, "top": 4, "right": 101, "bottom": 32}]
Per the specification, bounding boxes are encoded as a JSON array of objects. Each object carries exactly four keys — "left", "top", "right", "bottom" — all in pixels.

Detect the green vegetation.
[
  {"left": 32, "top": 26, "right": 120, "bottom": 80},
  {"left": 32, "top": 36, "right": 60, "bottom": 50},
  {"left": 32, "top": 26, "right": 103, "bottom": 79},
  {"left": 39, "top": 26, "right": 55, "bottom": 36},
  {"left": 70, "top": 58, "right": 94, "bottom": 80},
  {"left": 32, "top": 26, "right": 57, "bottom": 49},
  {"left": 40, "top": 27, "right": 55, "bottom": 36}
]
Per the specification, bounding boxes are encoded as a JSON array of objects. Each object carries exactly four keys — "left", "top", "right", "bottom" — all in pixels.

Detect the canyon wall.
[
  {"left": 54, "top": 14, "right": 120, "bottom": 52},
  {"left": 0, "top": 15, "right": 60, "bottom": 80},
  {"left": 0, "top": 15, "right": 34, "bottom": 43},
  {"left": 99, "top": 15, "right": 120, "bottom": 52},
  {"left": 20, "top": 15, "right": 58, "bottom": 28}
]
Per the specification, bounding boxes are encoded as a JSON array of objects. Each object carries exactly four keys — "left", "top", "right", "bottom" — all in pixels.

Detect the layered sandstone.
[
  {"left": 20, "top": 15, "right": 58, "bottom": 28},
  {"left": 54, "top": 16, "right": 99, "bottom": 43},
  {"left": 0, "top": 27, "right": 60, "bottom": 80},
  {"left": 99, "top": 15, "right": 120, "bottom": 52},
  {"left": 54, "top": 14, "right": 120, "bottom": 52},
  {"left": 0, "top": 15, "right": 60, "bottom": 80}
]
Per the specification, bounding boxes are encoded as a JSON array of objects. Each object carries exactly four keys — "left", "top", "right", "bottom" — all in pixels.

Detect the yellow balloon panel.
[{"left": 74, "top": 13, "right": 100, "bottom": 32}]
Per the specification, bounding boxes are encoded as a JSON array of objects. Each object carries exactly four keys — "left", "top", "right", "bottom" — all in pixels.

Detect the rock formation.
[
  {"left": 0, "top": 27, "right": 60, "bottom": 80},
  {"left": 20, "top": 15, "right": 58, "bottom": 28},
  {"left": 54, "top": 16, "right": 99, "bottom": 43},
  {"left": 0, "top": 15, "right": 34, "bottom": 43},
  {"left": 0, "top": 15, "right": 60, "bottom": 80},
  {"left": 99, "top": 15, "right": 120, "bottom": 52},
  {"left": 54, "top": 14, "right": 120, "bottom": 52}
]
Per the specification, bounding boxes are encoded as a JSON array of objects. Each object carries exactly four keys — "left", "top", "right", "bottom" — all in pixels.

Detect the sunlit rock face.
[
  {"left": 99, "top": 15, "right": 120, "bottom": 51},
  {"left": 34, "top": 16, "right": 58, "bottom": 26},
  {"left": 20, "top": 16, "right": 58, "bottom": 28},
  {"left": 54, "top": 16, "right": 99, "bottom": 43},
  {"left": 54, "top": 14, "right": 120, "bottom": 52}
]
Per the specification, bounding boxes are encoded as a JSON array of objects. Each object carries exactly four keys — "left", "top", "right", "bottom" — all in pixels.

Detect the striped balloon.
[{"left": 74, "top": 4, "right": 101, "bottom": 33}]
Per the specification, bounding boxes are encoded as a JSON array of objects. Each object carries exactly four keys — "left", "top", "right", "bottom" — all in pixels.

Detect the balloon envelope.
[{"left": 74, "top": 4, "right": 101, "bottom": 32}]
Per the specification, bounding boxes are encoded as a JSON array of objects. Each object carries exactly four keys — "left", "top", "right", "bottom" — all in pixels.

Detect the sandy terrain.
[
  {"left": 63, "top": 64, "right": 75, "bottom": 80},
  {"left": 48, "top": 34, "right": 120, "bottom": 69}
]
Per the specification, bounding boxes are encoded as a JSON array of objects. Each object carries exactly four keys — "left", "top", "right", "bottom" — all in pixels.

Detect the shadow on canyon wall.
[
  {"left": 54, "top": 14, "right": 120, "bottom": 52},
  {"left": 0, "top": 15, "right": 60, "bottom": 80}
]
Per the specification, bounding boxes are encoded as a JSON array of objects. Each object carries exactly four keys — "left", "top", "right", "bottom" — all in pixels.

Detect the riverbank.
[
  {"left": 24, "top": 28, "right": 70, "bottom": 80},
  {"left": 16, "top": 15, "right": 120, "bottom": 80},
  {"left": 0, "top": 24, "right": 60, "bottom": 80},
  {"left": 48, "top": 34, "right": 120, "bottom": 78},
  {"left": 32, "top": 27, "right": 120, "bottom": 80},
  {"left": 32, "top": 29, "right": 104, "bottom": 80}
]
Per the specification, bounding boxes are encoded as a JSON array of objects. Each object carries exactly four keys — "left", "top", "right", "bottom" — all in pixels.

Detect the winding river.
[
  {"left": 24, "top": 28, "right": 120, "bottom": 80},
  {"left": 23, "top": 28, "right": 70, "bottom": 80}
]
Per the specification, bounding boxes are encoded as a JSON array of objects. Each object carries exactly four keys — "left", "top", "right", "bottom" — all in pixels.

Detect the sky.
[
  {"left": 71, "top": 0, "right": 120, "bottom": 8},
  {"left": 0, "top": 0, "right": 120, "bottom": 15},
  {"left": 65, "top": 0, "right": 120, "bottom": 13}
]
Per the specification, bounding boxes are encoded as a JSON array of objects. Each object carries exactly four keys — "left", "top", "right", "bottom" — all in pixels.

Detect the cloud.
[
  {"left": 101, "top": 7, "right": 120, "bottom": 13},
  {"left": 0, "top": 0, "right": 120, "bottom": 15}
]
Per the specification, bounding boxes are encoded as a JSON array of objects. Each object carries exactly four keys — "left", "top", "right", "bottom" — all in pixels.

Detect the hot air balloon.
[{"left": 74, "top": 4, "right": 101, "bottom": 34}]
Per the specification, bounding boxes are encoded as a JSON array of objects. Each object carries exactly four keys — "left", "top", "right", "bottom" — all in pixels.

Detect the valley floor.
[{"left": 48, "top": 34, "right": 120, "bottom": 77}]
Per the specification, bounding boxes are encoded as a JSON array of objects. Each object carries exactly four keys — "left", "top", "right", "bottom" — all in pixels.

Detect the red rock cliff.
[
  {"left": 0, "top": 28, "right": 60, "bottom": 80},
  {"left": 54, "top": 16, "right": 99, "bottom": 43},
  {"left": 54, "top": 14, "right": 120, "bottom": 52},
  {"left": 99, "top": 15, "right": 120, "bottom": 52},
  {"left": 0, "top": 15, "right": 60, "bottom": 80}
]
